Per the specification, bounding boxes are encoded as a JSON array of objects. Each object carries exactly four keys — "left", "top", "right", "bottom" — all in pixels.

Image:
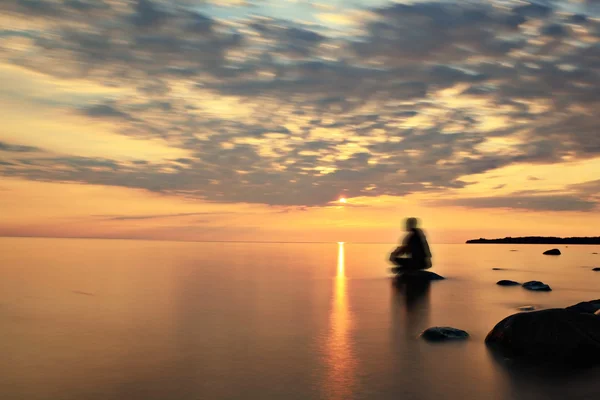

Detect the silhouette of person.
[{"left": 389, "top": 217, "right": 432, "bottom": 272}]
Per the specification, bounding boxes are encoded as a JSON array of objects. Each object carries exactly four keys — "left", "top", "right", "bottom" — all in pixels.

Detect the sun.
[{"left": 339, "top": 197, "right": 347, "bottom": 204}]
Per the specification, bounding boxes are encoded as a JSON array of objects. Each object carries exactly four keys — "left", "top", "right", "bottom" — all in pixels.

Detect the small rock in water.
[
  {"left": 492, "top": 268, "right": 504, "bottom": 271},
  {"left": 392, "top": 270, "right": 445, "bottom": 283},
  {"left": 593, "top": 252, "right": 598, "bottom": 255},
  {"left": 497, "top": 280, "right": 520, "bottom": 286},
  {"left": 421, "top": 327, "right": 469, "bottom": 342},
  {"left": 593, "top": 267, "right": 600, "bottom": 271},
  {"left": 522, "top": 281, "right": 552, "bottom": 291},
  {"left": 518, "top": 306, "right": 535, "bottom": 311},
  {"left": 510, "top": 250, "right": 518, "bottom": 252},
  {"left": 543, "top": 249, "right": 561, "bottom": 255}
]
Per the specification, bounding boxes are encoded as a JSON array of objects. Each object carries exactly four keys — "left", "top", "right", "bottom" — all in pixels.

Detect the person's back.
[
  {"left": 406, "top": 227, "right": 431, "bottom": 262},
  {"left": 390, "top": 218, "right": 432, "bottom": 271}
]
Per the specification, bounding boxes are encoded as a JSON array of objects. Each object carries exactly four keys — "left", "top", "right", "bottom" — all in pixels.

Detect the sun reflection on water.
[{"left": 324, "top": 242, "right": 355, "bottom": 400}]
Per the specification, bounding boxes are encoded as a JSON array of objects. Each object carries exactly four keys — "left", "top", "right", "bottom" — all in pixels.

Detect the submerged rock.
[
  {"left": 497, "top": 280, "right": 520, "bottom": 286},
  {"left": 543, "top": 248, "right": 561, "bottom": 255},
  {"left": 522, "top": 281, "right": 552, "bottom": 291},
  {"left": 392, "top": 270, "right": 445, "bottom": 284},
  {"left": 492, "top": 268, "right": 504, "bottom": 271},
  {"left": 421, "top": 327, "right": 469, "bottom": 341},
  {"left": 485, "top": 307, "right": 600, "bottom": 365},
  {"left": 593, "top": 267, "right": 600, "bottom": 271},
  {"left": 518, "top": 306, "right": 535, "bottom": 311}
]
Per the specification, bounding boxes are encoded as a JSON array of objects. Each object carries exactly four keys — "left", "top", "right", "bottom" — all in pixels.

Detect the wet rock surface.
[
  {"left": 392, "top": 270, "right": 445, "bottom": 284},
  {"left": 522, "top": 281, "right": 552, "bottom": 291},
  {"left": 543, "top": 249, "right": 561, "bottom": 255},
  {"left": 497, "top": 280, "right": 520, "bottom": 286},
  {"left": 486, "top": 300, "right": 600, "bottom": 366},
  {"left": 422, "top": 327, "right": 469, "bottom": 342}
]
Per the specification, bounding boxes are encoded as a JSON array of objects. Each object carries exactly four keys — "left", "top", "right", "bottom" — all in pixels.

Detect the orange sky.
[{"left": 1, "top": 0, "right": 599, "bottom": 243}]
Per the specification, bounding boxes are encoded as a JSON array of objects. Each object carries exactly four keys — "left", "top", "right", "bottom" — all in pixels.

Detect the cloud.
[
  {"left": 432, "top": 195, "right": 597, "bottom": 212},
  {"left": 80, "top": 104, "right": 133, "bottom": 120},
  {"left": 0, "top": 141, "right": 42, "bottom": 153},
  {"left": 95, "top": 211, "right": 233, "bottom": 221},
  {"left": 567, "top": 179, "right": 600, "bottom": 197},
  {"left": 0, "top": 0, "right": 599, "bottom": 207}
]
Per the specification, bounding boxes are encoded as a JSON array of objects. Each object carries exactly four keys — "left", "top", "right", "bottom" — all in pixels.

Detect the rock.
[
  {"left": 421, "top": 327, "right": 469, "bottom": 341},
  {"left": 593, "top": 267, "right": 600, "bottom": 271},
  {"left": 593, "top": 252, "right": 598, "bottom": 255},
  {"left": 522, "top": 281, "right": 552, "bottom": 291},
  {"left": 543, "top": 249, "right": 561, "bottom": 255},
  {"left": 510, "top": 250, "right": 518, "bottom": 252},
  {"left": 518, "top": 306, "right": 535, "bottom": 311},
  {"left": 492, "top": 268, "right": 504, "bottom": 271},
  {"left": 566, "top": 299, "right": 600, "bottom": 314},
  {"left": 497, "top": 280, "right": 520, "bottom": 286},
  {"left": 392, "top": 270, "right": 445, "bottom": 285},
  {"left": 485, "top": 308, "right": 600, "bottom": 365}
]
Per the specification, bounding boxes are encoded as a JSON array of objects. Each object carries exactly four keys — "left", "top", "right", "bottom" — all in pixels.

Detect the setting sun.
[{"left": 339, "top": 198, "right": 347, "bottom": 204}]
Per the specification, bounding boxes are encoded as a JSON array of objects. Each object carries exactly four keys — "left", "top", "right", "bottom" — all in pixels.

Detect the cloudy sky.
[{"left": 1, "top": 0, "right": 599, "bottom": 243}]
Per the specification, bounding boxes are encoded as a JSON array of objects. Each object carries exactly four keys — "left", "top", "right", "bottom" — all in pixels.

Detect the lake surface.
[{"left": 1, "top": 238, "right": 599, "bottom": 399}]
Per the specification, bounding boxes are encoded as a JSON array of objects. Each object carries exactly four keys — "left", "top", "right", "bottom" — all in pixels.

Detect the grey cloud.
[
  {"left": 433, "top": 195, "right": 597, "bottom": 212},
  {"left": 173, "top": 158, "right": 193, "bottom": 165},
  {"left": 132, "top": 0, "right": 169, "bottom": 29},
  {"left": 512, "top": 3, "right": 553, "bottom": 18},
  {"left": 96, "top": 211, "right": 232, "bottom": 221},
  {"left": 570, "top": 14, "right": 588, "bottom": 24},
  {"left": 352, "top": 2, "right": 526, "bottom": 66},
  {"left": 567, "top": 179, "right": 600, "bottom": 196},
  {"left": 540, "top": 23, "right": 569, "bottom": 37},
  {"left": 0, "top": 1, "right": 599, "bottom": 207},
  {"left": 81, "top": 104, "right": 132, "bottom": 120},
  {"left": 0, "top": 141, "right": 42, "bottom": 153}
]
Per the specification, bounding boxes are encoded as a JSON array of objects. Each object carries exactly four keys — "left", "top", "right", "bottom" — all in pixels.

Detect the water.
[{"left": 1, "top": 238, "right": 599, "bottom": 399}]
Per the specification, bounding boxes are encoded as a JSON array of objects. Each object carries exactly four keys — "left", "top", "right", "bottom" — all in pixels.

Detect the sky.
[{"left": 0, "top": 0, "right": 599, "bottom": 243}]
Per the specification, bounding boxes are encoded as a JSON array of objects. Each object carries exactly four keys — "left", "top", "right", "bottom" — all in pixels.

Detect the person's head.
[{"left": 405, "top": 217, "right": 419, "bottom": 231}]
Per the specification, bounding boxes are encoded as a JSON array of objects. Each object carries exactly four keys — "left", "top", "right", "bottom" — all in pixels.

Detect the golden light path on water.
[{"left": 323, "top": 242, "right": 356, "bottom": 399}]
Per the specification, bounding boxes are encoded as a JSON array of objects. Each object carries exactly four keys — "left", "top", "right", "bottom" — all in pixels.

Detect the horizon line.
[
  {"left": 2, "top": 235, "right": 599, "bottom": 246},
  {"left": 0, "top": 234, "right": 454, "bottom": 245}
]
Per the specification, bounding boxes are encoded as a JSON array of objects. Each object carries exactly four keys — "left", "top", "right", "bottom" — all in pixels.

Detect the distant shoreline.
[{"left": 466, "top": 236, "right": 600, "bottom": 245}]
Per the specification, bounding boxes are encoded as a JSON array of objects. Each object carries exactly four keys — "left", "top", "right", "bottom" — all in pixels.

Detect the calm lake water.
[{"left": 1, "top": 237, "right": 599, "bottom": 399}]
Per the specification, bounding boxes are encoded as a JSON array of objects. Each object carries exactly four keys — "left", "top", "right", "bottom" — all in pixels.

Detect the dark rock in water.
[
  {"left": 566, "top": 299, "right": 600, "bottom": 315},
  {"left": 497, "top": 280, "right": 520, "bottom": 286},
  {"left": 510, "top": 250, "right": 518, "bottom": 252},
  {"left": 522, "top": 281, "right": 552, "bottom": 291},
  {"left": 421, "top": 327, "right": 469, "bottom": 341},
  {"left": 593, "top": 252, "right": 598, "bottom": 255},
  {"left": 543, "top": 248, "right": 561, "bottom": 255},
  {"left": 485, "top": 308, "right": 600, "bottom": 365},
  {"left": 392, "top": 270, "right": 445, "bottom": 285},
  {"left": 492, "top": 268, "right": 504, "bottom": 271},
  {"left": 518, "top": 306, "right": 535, "bottom": 311},
  {"left": 593, "top": 267, "right": 600, "bottom": 271}
]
